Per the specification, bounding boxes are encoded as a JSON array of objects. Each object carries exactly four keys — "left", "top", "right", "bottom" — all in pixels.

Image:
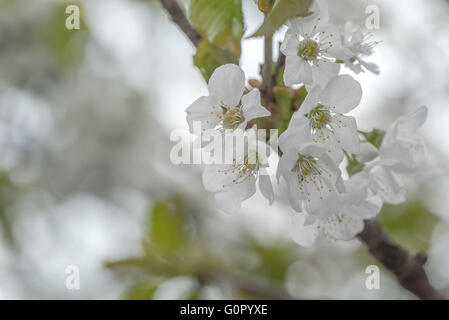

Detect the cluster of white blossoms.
[
  {"left": 186, "top": 64, "right": 274, "bottom": 213},
  {"left": 185, "top": 0, "right": 428, "bottom": 246}
]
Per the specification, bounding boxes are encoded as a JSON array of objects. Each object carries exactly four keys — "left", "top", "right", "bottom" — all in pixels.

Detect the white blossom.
[
  {"left": 379, "top": 106, "right": 427, "bottom": 171},
  {"left": 289, "top": 174, "right": 381, "bottom": 247},
  {"left": 281, "top": 11, "right": 352, "bottom": 88},
  {"left": 279, "top": 74, "right": 362, "bottom": 163},
  {"left": 202, "top": 128, "right": 274, "bottom": 213},
  {"left": 186, "top": 64, "right": 270, "bottom": 134},
  {"left": 341, "top": 21, "right": 380, "bottom": 74},
  {"left": 361, "top": 164, "right": 407, "bottom": 205},
  {"left": 357, "top": 106, "right": 428, "bottom": 205},
  {"left": 277, "top": 142, "right": 342, "bottom": 217}
]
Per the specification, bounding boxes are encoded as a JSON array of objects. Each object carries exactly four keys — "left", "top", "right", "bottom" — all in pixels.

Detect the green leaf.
[
  {"left": 250, "top": 0, "right": 313, "bottom": 38},
  {"left": 292, "top": 86, "right": 307, "bottom": 108},
  {"left": 359, "top": 128, "right": 385, "bottom": 149},
  {"left": 189, "top": 0, "right": 244, "bottom": 57},
  {"left": 346, "top": 158, "right": 365, "bottom": 177},
  {"left": 344, "top": 151, "right": 365, "bottom": 177},
  {"left": 194, "top": 40, "right": 239, "bottom": 81},
  {"left": 150, "top": 200, "right": 185, "bottom": 253}
]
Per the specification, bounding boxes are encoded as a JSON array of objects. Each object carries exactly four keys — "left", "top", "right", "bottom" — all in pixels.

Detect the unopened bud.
[{"left": 258, "top": 0, "right": 276, "bottom": 14}]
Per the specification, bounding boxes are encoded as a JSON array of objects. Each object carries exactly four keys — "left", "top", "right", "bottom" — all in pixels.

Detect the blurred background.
[{"left": 0, "top": 0, "right": 449, "bottom": 299}]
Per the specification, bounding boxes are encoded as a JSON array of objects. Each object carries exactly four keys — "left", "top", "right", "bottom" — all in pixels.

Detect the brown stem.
[
  {"left": 159, "top": 0, "right": 202, "bottom": 47},
  {"left": 263, "top": 34, "right": 274, "bottom": 102},
  {"left": 273, "top": 42, "right": 285, "bottom": 85},
  {"left": 358, "top": 219, "right": 446, "bottom": 300}
]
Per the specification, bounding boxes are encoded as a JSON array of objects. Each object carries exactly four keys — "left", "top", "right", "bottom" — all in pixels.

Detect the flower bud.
[{"left": 258, "top": 0, "right": 276, "bottom": 14}]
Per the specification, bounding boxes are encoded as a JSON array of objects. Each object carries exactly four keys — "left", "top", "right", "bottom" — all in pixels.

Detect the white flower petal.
[
  {"left": 259, "top": 173, "right": 274, "bottom": 205},
  {"left": 311, "top": 61, "right": 340, "bottom": 88},
  {"left": 298, "top": 142, "right": 329, "bottom": 159},
  {"left": 322, "top": 213, "right": 364, "bottom": 241},
  {"left": 208, "top": 64, "right": 245, "bottom": 108},
  {"left": 302, "top": 177, "right": 341, "bottom": 218},
  {"left": 380, "top": 106, "right": 428, "bottom": 170},
  {"left": 392, "top": 106, "right": 427, "bottom": 137},
  {"left": 310, "top": 128, "right": 344, "bottom": 163},
  {"left": 353, "top": 198, "right": 382, "bottom": 219},
  {"left": 284, "top": 56, "right": 312, "bottom": 86},
  {"left": 280, "top": 33, "right": 299, "bottom": 56},
  {"left": 330, "top": 114, "right": 360, "bottom": 154},
  {"left": 215, "top": 176, "right": 257, "bottom": 213},
  {"left": 276, "top": 148, "right": 299, "bottom": 180},
  {"left": 298, "top": 60, "right": 313, "bottom": 85},
  {"left": 285, "top": 173, "right": 303, "bottom": 212},
  {"left": 355, "top": 142, "right": 379, "bottom": 163},
  {"left": 359, "top": 60, "right": 380, "bottom": 74},
  {"left": 369, "top": 165, "right": 406, "bottom": 204},
  {"left": 381, "top": 140, "right": 425, "bottom": 171},
  {"left": 186, "top": 96, "right": 220, "bottom": 132},
  {"left": 279, "top": 120, "right": 311, "bottom": 152},
  {"left": 295, "top": 86, "right": 320, "bottom": 114},
  {"left": 290, "top": 212, "right": 319, "bottom": 247},
  {"left": 315, "top": 153, "right": 342, "bottom": 184},
  {"left": 202, "top": 164, "right": 241, "bottom": 192},
  {"left": 320, "top": 74, "right": 362, "bottom": 113},
  {"left": 241, "top": 89, "right": 270, "bottom": 121}
]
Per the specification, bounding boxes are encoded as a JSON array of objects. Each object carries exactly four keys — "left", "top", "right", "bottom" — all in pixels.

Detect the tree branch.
[
  {"left": 358, "top": 219, "right": 446, "bottom": 300},
  {"left": 159, "top": 0, "right": 445, "bottom": 301},
  {"left": 159, "top": 0, "right": 202, "bottom": 47}
]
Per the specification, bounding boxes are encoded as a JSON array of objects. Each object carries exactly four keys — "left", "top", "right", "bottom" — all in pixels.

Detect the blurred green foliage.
[
  {"left": 0, "top": 175, "right": 15, "bottom": 244},
  {"left": 189, "top": 0, "right": 244, "bottom": 57},
  {"left": 379, "top": 200, "right": 439, "bottom": 253},
  {"left": 150, "top": 200, "right": 186, "bottom": 253},
  {"left": 193, "top": 40, "right": 239, "bottom": 81},
  {"left": 251, "top": 0, "right": 313, "bottom": 37},
  {"left": 248, "top": 241, "right": 298, "bottom": 283},
  {"left": 188, "top": 0, "right": 243, "bottom": 81},
  {"left": 107, "top": 195, "right": 300, "bottom": 299},
  {"left": 40, "top": 1, "right": 89, "bottom": 67}
]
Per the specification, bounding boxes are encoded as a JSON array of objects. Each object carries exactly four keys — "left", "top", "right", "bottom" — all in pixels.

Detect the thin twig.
[
  {"left": 263, "top": 35, "right": 274, "bottom": 102},
  {"left": 358, "top": 219, "right": 446, "bottom": 300},
  {"left": 159, "top": 0, "right": 202, "bottom": 47},
  {"left": 273, "top": 42, "right": 285, "bottom": 85}
]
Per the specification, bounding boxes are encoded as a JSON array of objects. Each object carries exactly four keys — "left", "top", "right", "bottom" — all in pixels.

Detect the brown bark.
[
  {"left": 358, "top": 219, "right": 446, "bottom": 300},
  {"left": 159, "top": 0, "right": 202, "bottom": 47}
]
